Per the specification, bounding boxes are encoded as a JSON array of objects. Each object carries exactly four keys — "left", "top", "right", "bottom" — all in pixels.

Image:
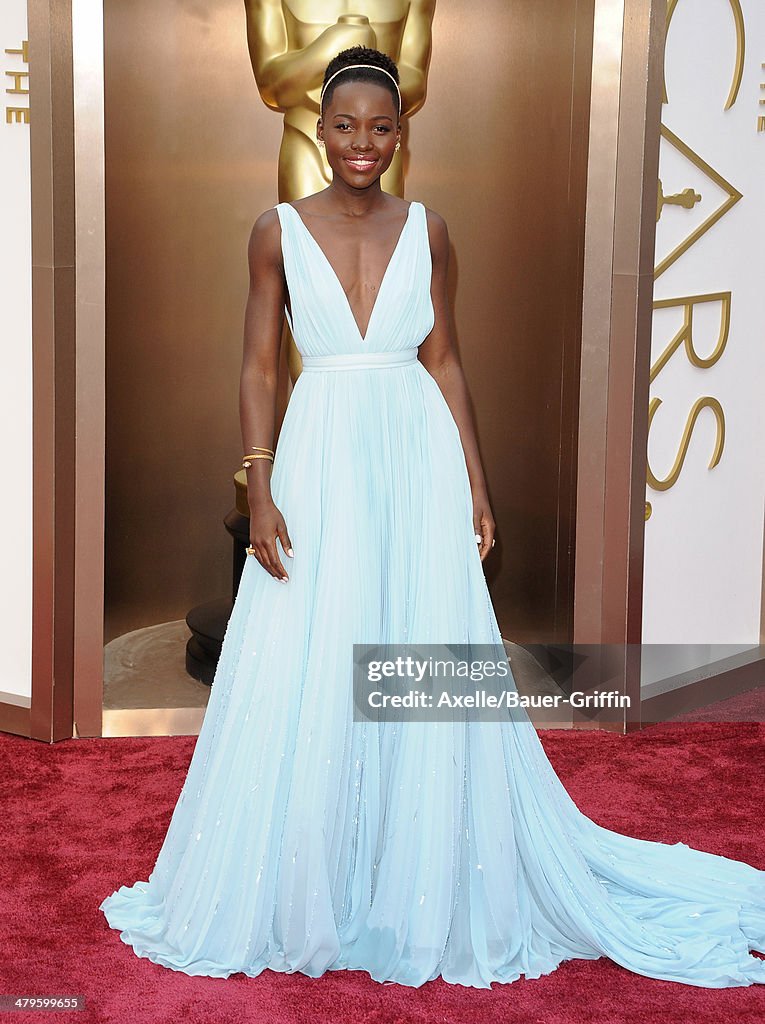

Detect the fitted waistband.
[{"left": 300, "top": 349, "right": 419, "bottom": 371}]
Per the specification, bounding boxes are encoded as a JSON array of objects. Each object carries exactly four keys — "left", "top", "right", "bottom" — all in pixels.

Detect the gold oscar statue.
[{"left": 244, "top": 0, "right": 436, "bottom": 382}]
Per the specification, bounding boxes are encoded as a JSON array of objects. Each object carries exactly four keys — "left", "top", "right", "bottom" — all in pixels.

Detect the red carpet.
[{"left": 2, "top": 714, "right": 764, "bottom": 1024}]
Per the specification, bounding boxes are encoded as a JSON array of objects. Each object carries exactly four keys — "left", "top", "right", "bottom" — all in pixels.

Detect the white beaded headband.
[{"left": 320, "top": 64, "right": 401, "bottom": 116}]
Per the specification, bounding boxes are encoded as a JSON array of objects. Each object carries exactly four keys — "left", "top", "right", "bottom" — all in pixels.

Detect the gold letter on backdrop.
[{"left": 647, "top": 294, "right": 730, "bottom": 496}]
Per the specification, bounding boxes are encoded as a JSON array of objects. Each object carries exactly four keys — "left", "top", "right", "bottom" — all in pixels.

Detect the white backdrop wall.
[
  {"left": 643, "top": 0, "right": 765, "bottom": 666},
  {"left": 0, "top": 1, "right": 32, "bottom": 700}
]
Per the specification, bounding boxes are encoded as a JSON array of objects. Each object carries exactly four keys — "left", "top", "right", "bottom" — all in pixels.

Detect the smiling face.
[{"left": 318, "top": 79, "right": 401, "bottom": 188}]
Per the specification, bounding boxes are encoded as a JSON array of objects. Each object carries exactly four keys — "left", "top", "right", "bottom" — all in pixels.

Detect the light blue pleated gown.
[{"left": 100, "top": 199, "right": 765, "bottom": 988}]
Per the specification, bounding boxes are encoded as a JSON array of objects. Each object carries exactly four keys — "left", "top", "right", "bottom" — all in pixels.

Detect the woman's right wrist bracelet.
[{"left": 242, "top": 444, "right": 275, "bottom": 469}]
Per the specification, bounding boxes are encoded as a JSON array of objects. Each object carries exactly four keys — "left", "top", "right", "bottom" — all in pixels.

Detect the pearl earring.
[{"left": 317, "top": 139, "right": 325, "bottom": 148}]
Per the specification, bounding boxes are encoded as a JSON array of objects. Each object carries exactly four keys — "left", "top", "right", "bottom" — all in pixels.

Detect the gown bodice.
[{"left": 275, "top": 200, "right": 435, "bottom": 359}]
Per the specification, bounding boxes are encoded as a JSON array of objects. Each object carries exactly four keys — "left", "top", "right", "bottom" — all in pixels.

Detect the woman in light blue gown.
[{"left": 100, "top": 46, "right": 765, "bottom": 989}]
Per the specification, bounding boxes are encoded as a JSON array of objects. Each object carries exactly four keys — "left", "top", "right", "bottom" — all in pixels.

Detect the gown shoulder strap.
[{"left": 272, "top": 204, "right": 295, "bottom": 334}]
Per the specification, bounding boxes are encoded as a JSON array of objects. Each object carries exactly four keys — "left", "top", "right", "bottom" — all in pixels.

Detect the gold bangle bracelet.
[
  {"left": 242, "top": 454, "right": 274, "bottom": 467},
  {"left": 247, "top": 446, "right": 274, "bottom": 454}
]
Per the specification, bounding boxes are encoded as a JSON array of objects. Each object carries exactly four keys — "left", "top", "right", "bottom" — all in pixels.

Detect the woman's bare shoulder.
[
  {"left": 247, "top": 206, "right": 283, "bottom": 269},
  {"left": 250, "top": 205, "right": 282, "bottom": 240}
]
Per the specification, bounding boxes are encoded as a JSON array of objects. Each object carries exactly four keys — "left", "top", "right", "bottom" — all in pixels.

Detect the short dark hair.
[{"left": 321, "top": 46, "right": 400, "bottom": 119}]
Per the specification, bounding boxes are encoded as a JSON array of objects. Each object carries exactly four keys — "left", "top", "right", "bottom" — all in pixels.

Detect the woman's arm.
[
  {"left": 240, "top": 209, "right": 294, "bottom": 582},
  {"left": 417, "top": 209, "right": 496, "bottom": 562}
]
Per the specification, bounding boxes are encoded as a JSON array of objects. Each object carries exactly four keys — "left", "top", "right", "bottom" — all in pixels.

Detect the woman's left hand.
[{"left": 472, "top": 491, "right": 496, "bottom": 562}]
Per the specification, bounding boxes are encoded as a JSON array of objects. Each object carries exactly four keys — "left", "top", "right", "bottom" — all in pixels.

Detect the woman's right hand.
[{"left": 248, "top": 499, "right": 293, "bottom": 582}]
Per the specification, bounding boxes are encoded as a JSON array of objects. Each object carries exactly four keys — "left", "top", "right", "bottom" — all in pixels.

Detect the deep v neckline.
[{"left": 286, "top": 201, "right": 415, "bottom": 344}]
